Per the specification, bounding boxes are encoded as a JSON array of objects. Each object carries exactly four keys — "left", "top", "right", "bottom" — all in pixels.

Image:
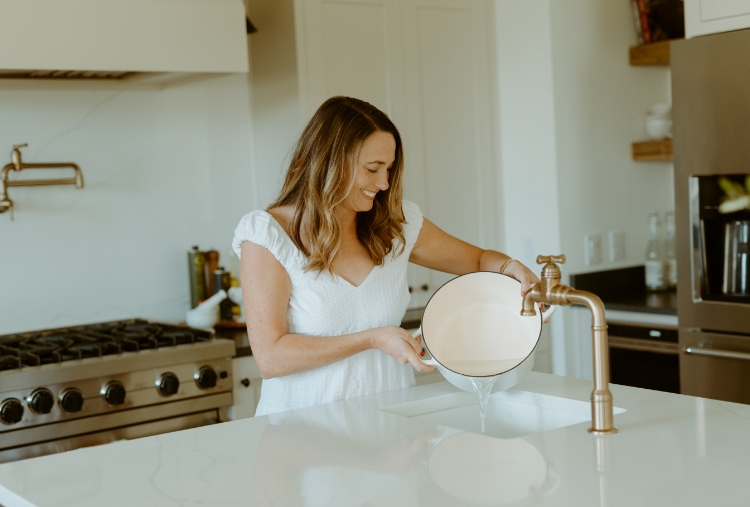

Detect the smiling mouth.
[{"left": 361, "top": 189, "right": 377, "bottom": 200}]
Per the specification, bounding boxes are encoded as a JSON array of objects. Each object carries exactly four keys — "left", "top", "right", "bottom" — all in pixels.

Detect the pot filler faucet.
[
  {"left": 0, "top": 143, "right": 84, "bottom": 220},
  {"left": 521, "top": 254, "right": 617, "bottom": 434}
]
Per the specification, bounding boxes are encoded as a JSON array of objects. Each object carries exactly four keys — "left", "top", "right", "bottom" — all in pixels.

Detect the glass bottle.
[
  {"left": 645, "top": 213, "right": 665, "bottom": 291},
  {"left": 664, "top": 211, "right": 677, "bottom": 289}
]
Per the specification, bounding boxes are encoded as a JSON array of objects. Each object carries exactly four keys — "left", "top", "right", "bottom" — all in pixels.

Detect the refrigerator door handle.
[{"left": 684, "top": 344, "right": 750, "bottom": 362}]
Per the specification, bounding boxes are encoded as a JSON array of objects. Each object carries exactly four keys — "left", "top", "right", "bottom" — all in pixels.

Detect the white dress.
[{"left": 231, "top": 200, "right": 423, "bottom": 416}]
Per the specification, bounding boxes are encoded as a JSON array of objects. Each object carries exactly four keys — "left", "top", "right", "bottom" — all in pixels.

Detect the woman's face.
[{"left": 341, "top": 130, "right": 396, "bottom": 214}]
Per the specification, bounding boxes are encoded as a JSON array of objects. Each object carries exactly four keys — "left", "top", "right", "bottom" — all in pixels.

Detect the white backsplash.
[{"left": 0, "top": 75, "right": 258, "bottom": 334}]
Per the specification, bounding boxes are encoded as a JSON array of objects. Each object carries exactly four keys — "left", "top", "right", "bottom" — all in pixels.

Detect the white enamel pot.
[{"left": 416, "top": 272, "right": 555, "bottom": 393}]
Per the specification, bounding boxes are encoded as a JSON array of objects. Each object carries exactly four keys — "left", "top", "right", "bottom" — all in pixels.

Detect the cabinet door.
[
  {"left": 294, "top": 0, "right": 429, "bottom": 306},
  {"left": 399, "top": 0, "right": 499, "bottom": 308},
  {"left": 228, "top": 356, "right": 262, "bottom": 420},
  {"left": 685, "top": 0, "right": 750, "bottom": 38},
  {"left": 294, "top": 0, "right": 406, "bottom": 122},
  {"left": 295, "top": 0, "right": 499, "bottom": 309}
]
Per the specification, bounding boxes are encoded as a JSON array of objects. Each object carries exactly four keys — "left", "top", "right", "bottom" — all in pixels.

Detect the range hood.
[{"left": 0, "top": 0, "right": 249, "bottom": 84}]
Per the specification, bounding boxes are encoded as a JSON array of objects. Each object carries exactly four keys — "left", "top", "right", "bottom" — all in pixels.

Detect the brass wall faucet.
[
  {"left": 0, "top": 144, "right": 84, "bottom": 220},
  {"left": 521, "top": 254, "right": 617, "bottom": 434}
]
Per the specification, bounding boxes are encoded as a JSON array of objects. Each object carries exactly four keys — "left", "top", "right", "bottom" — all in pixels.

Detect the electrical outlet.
[
  {"left": 608, "top": 231, "right": 625, "bottom": 262},
  {"left": 584, "top": 233, "right": 602, "bottom": 266}
]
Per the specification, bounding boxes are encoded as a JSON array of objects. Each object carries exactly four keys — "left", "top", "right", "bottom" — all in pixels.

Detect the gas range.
[{"left": 0, "top": 319, "right": 235, "bottom": 463}]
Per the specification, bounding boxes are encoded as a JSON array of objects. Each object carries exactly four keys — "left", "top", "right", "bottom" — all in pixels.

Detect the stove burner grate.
[{"left": 0, "top": 319, "right": 213, "bottom": 371}]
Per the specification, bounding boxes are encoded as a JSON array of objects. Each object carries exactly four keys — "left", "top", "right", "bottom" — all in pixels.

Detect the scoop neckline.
[{"left": 259, "top": 210, "right": 378, "bottom": 289}]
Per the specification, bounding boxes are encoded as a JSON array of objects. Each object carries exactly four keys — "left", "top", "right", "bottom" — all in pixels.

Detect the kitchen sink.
[{"left": 381, "top": 389, "right": 626, "bottom": 438}]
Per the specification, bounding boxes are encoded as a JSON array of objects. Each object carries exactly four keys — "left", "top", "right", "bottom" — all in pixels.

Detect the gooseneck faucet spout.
[
  {"left": 0, "top": 144, "right": 84, "bottom": 220},
  {"left": 521, "top": 255, "right": 617, "bottom": 434}
]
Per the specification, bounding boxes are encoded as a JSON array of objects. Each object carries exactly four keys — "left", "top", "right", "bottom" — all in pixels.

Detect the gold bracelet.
[{"left": 500, "top": 258, "right": 515, "bottom": 274}]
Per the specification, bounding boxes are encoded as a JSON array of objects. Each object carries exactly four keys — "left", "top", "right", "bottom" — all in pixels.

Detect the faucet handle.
[
  {"left": 11, "top": 144, "right": 26, "bottom": 169},
  {"left": 0, "top": 198, "right": 14, "bottom": 221},
  {"left": 536, "top": 254, "right": 566, "bottom": 265}
]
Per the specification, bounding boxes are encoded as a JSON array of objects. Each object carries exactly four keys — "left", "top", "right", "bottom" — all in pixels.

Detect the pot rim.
[{"left": 420, "top": 271, "right": 543, "bottom": 378}]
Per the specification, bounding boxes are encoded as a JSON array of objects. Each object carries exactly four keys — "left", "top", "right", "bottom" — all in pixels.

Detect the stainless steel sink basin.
[{"left": 381, "top": 389, "right": 626, "bottom": 438}]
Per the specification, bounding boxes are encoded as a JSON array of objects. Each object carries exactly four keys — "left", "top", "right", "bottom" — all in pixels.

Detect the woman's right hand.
[{"left": 368, "top": 326, "right": 436, "bottom": 373}]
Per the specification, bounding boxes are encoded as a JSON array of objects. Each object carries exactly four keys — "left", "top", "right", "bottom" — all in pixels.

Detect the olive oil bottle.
[
  {"left": 188, "top": 246, "right": 207, "bottom": 308},
  {"left": 645, "top": 213, "right": 665, "bottom": 291}
]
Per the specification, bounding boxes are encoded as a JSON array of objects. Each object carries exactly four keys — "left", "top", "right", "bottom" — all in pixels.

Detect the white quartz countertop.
[{"left": 1, "top": 371, "right": 749, "bottom": 507}]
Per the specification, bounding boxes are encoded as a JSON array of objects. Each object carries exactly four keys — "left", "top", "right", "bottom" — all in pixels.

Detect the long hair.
[{"left": 269, "top": 96, "right": 406, "bottom": 273}]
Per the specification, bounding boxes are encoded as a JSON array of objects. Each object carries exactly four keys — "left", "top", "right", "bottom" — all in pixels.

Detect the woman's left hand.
[
  {"left": 502, "top": 260, "right": 549, "bottom": 322},
  {"left": 502, "top": 259, "right": 540, "bottom": 296}
]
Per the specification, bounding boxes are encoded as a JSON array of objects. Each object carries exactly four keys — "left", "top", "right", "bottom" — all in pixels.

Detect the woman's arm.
[
  {"left": 240, "top": 241, "right": 435, "bottom": 379},
  {"left": 408, "top": 218, "right": 540, "bottom": 294}
]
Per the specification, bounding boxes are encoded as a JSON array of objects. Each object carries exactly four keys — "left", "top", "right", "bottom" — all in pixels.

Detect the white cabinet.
[
  {"left": 294, "top": 0, "right": 500, "bottom": 309},
  {"left": 685, "top": 0, "right": 750, "bottom": 38},
  {"left": 228, "top": 355, "right": 263, "bottom": 420}
]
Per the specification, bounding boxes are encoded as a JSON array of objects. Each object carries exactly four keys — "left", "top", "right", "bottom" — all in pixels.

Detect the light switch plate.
[
  {"left": 608, "top": 231, "right": 625, "bottom": 262},
  {"left": 584, "top": 233, "right": 602, "bottom": 266}
]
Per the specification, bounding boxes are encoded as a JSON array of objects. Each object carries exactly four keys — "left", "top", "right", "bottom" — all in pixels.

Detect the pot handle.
[
  {"left": 541, "top": 304, "right": 556, "bottom": 321},
  {"left": 412, "top": 327, "right": 439, "bottom": 366}
]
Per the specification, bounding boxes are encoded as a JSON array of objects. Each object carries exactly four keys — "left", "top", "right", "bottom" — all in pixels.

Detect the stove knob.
[
  {"left": 156, "top": 372, "right": 180, "bottom": 396},
  {"left": 59, "top": 388, "right": 84, "bottom": 413},
  {"left": 101, "top": 381, "right": 126, "bottom": 406},
  {"left": 27, "top": 389, "right": 55, "bottom": 414},
  {"left": 0, "top": 398, "right": 24, "bottom": 425},
  {"left": 194, "top": 366, "right": 218, "bottom": 389}
]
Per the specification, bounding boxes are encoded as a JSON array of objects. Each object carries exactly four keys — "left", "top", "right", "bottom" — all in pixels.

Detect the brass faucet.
[
  {"left": 0, "top": 144, "right": 84, "bottom": 220},
  {"left": 521, "top": 254, "right": 617, "bottom": 434}
]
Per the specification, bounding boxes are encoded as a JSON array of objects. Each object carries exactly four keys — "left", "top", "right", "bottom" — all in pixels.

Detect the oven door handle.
[
  {"left": 608, "top": 336, "right": 679, "bottom": 355},
  {"left": 684, "top": 344, "right": 750, "bottom": 361}
]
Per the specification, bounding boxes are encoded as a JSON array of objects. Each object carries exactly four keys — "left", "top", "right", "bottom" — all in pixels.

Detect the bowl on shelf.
[{"left": 646, "top": 117, "right": 673, "bottom": 139}]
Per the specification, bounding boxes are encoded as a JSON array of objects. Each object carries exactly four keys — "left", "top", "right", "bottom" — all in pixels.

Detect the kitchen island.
[{"left": 0, "top": 371, "right": 748, "bottom": 506}]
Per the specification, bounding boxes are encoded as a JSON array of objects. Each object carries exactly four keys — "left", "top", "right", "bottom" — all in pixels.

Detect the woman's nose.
[{"left": 376, "top": 172, "right": 389, "bottom": 190}]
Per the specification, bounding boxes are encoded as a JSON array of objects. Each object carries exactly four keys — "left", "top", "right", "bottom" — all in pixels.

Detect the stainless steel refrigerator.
[{"left": 673, "top": 29, "right": 750, "bottom": 404}]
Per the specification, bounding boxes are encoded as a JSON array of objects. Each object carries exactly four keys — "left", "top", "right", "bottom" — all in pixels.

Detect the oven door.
[
  {"left": 0, "top": 410, "right": 220, "bottom": 465},
  {"left": 608, "top": 322, "right": 680, "bottom": 394},
  {"left": 680, "top": 329, "right": 750, "bottom": 404}
]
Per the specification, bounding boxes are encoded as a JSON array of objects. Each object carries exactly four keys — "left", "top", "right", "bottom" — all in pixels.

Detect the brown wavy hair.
[{"left": 268, "top": 96, "right": 406, "bottom": 273}]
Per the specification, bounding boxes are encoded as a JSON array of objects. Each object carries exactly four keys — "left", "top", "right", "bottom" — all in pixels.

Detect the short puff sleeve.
[
  {"left": 401, "top": 200, "right": 424, "bottom": 251},
  {"left": 232, "top": 211, "right": 300, "bottom": 269}
]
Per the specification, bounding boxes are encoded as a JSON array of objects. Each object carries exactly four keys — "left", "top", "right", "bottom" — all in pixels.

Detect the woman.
[{"left": 233, "top": 96, "right": 540, "bottom": 417}]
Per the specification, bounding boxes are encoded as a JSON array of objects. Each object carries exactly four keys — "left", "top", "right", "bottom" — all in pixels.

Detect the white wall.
[
  {"left": 494, "top": 0, "right": 562, "bottom": 375},
  {"left": 550, "top": 0, "right": 673, "bottom": 380},
  {"left": 550, "top": 0, "right": 674, "bottom": 278},
  {"left": 246, "top": 0, "right": 302, "bottom": 208},
  {"left": 494, "top": 0, "right": 673, "bottom": 378},
  {"left": 0, "top": 75, "right": 257, "bottom": 334},
  {"left": 494, "top": 0, "right": 562, "bottom": 271}
]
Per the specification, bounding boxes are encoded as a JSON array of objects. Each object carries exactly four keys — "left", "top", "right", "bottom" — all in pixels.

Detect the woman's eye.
[{"left": 367, "top": 168, "right": 378, "bottom": 174}]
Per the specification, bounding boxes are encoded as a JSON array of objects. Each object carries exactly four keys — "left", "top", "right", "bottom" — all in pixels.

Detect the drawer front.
[
  {"left": 680, "top": 329, "right": 750, "bottom": 403},
  {"left": 607, "top": 323, "right": 680, "bottom": 394},
  {"left": 608, "top": 323, "right": 678, "bottom": 343}
]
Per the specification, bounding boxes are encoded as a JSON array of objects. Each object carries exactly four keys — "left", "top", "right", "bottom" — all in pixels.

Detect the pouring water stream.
[{"left": 470, "top": 377, "right": 497, "bottom": 434}]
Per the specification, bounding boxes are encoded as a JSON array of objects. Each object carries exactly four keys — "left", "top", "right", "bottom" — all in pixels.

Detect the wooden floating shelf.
[
  {"left": 632, "top": 139, "right": 673, "bottom": 161},
  {"left": 629, "top": 39, "right": 672, "bottom": 66}
]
